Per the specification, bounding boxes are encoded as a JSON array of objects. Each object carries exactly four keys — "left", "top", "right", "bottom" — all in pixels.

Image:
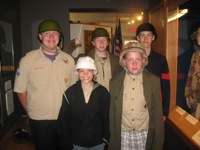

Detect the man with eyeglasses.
[{"left": 136, "top": 22, "right": 170, "bottom": 122}]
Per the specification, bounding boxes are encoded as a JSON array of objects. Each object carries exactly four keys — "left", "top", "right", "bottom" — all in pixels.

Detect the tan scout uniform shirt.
[
  {"left": 14, "top": 47, "right": 77, "bottom": 120},
  {"left": 122, "top": 72, "right": 149, "bottom": 131},
  {"left": 94, "top": 53, "right": 111, "bottom": 91}
]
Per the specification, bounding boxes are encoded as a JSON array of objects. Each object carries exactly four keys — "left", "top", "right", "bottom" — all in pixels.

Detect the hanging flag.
[{"left": 112, "top": 17, "right": 123, "bottom": 57}]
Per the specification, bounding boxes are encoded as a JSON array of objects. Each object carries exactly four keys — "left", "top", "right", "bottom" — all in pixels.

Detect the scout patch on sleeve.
[
  {"left": 16, "top": 70, "right": 20, "bottom": 76},
  {"left": 16, "top": 64, "right": 20, "bottom": 76}
]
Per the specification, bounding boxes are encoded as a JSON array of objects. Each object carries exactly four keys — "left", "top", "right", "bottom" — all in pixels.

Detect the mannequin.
[{"left": 185, "top": 27, "right": 200, "bottom": 120}]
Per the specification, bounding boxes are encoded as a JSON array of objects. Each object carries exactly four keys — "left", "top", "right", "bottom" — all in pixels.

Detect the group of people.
[{"left": 14, "top": 19, "right": 170, "bottom": 150}]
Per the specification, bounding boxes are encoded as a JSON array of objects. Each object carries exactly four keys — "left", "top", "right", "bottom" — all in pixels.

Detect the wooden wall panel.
[
  {"left": 166, "top": 11, "right": 178, "bottom": 110},
  {"left": 149, "top": 0, "right": 179, "bottom": 112},
  {"left": 149, "top": 2, "right": 166, "bottom": 56}
]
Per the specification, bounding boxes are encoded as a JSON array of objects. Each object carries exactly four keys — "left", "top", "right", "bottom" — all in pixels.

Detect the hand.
[{"left": 74, "top": 38, "right": 81, "bottom": 47}]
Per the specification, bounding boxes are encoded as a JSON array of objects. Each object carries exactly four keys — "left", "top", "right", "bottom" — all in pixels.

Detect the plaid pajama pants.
[{"left": 121, "top": 130, "right": 148, "bottom": 150}]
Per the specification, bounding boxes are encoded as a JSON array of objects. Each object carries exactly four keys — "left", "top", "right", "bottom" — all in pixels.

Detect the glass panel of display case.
[{"left": 0, "top": 20, "right": 14, "bottom": 76}]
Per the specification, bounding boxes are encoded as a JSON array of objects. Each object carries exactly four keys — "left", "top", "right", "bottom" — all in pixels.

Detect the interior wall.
[
  {"left": 149, "top": 1, "right": 166, "bottom": 56},
  {"left": 0, "top": 0, "right": 23, "bottom": 139},
  {"left": 149, "top": 0, "right": 162, "bottom": 8}
]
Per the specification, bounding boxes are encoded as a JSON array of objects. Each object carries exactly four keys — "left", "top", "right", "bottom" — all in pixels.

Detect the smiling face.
[
  {"left": 137, "top": 31, "right": 155, "bottom": 52},
  {"left": 39, "top": 31, "right": 60, "bottom": 52},
  {"left": 77, "top": 68, "right": 95, "bottom": 86},
  {"left": 122, "top": 51, "right": 145, "bottom": 76}
]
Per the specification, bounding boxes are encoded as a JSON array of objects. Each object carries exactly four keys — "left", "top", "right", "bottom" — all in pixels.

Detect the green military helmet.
[
  {"left": 37, "top": 19, "right": 64, "bottom": 49},
  {"left": 38, "top": 19, "right": 62, "bottom": 34},
  {"left": 92, "top": 28, "right": 110, "bottom": 40}
]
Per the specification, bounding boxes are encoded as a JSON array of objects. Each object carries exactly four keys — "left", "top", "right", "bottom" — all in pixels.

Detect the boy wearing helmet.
[
  {"left": 14, "top": 19, "right": 77, "bottom": 150},
  {"left": 109, "top": 42, "right": 164, "bottom": 150},
  {"left": 58, "top": 56, "right": 110, "bottom": 150},
  {"left": 87, "top": 27, "right": 121, "bottom": 91},
  {"left": 136, "top": 22, "right": 170, "bottom": 121}
]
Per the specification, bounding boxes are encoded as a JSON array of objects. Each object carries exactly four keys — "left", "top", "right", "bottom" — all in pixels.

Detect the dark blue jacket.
[{"left": 57, "top": 80, "right": 110, "bottom": 149}]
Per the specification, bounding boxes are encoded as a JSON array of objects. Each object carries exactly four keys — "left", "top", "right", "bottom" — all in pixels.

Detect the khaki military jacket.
[{"left": 109, "top": 69, "right": 164, "bottom": 150}]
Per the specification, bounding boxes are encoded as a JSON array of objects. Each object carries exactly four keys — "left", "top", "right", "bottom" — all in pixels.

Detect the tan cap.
[{"left": 75, "top": 56, "right": 97, "bottom": 74}]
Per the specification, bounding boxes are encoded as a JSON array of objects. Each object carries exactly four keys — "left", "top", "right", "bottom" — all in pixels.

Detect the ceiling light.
[
  {"left": 127, "top": 12, "right": 143, "bottom": 25},
  {"left": 137, "top": 16, "right": 142, "bottom": 21},
  {"left": 127, "top": 19, "right": 135, "bottom": 25},
  {"left": 127, "top": 18, "right": 135, "bottom": 25},
  {"left": 168, "top": 9, "right": 188, "bottom": 22}
]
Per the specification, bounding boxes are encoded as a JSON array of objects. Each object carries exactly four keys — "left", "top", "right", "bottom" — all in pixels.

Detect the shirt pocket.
[
  {"left": 122, "top": 94, "right": 130, "bottom": 115},
  {"left": 58, "top": 69, "right": 72, "bottom": 89}
]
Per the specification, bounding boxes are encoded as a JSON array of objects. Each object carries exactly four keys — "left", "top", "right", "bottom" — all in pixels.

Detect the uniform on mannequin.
[{"left": 185, "top": 27, "right": 200, "bottom": 120}]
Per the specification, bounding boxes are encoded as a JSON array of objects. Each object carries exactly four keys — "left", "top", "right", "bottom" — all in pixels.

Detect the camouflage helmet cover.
[{"left": 120, "top": 42, "right": 148, "bottom": 67}]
